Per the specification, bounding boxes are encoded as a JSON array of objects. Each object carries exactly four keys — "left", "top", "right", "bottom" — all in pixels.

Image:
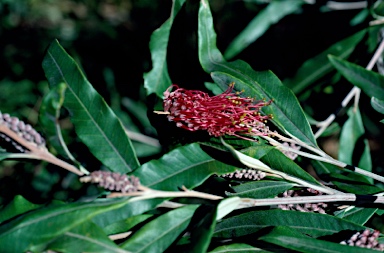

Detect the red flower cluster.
[{"left": 163, "top": 83, "right": 272, "bottom": 138}]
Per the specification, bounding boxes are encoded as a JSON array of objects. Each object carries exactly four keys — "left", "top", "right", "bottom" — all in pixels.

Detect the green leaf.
[
  {"left": 0, "top": 198, "right": 130, "bottom": 252},
  {"left": 224, "top": 1, "right": 303, "bottom": 59},
  {"left": 284, "top": 29, "right": 366, "bottom": 93},
  {"left": 93, "top": 199, "right": 163, "bottom": 228},
  {"left": 338, "top": 107, "right": 372, "bottom": 183},
  {"left": 0, "top": 195, "right": 41, "bottom": 224},
  {"left": 120, "top": 205, "right": 198, "bottom": 252},
  {"left": 227, "top": 181, "right": 294, "bottom": 199},
  {"left": 259, "top": 226, "right": 378, "bottom": 253},
  {"left": 103, "top": 214, "right": 153, "bottom": 235},
  {"left": 185, "top": 205, "right": 217, "bottom": 253},
  {"left": 371, "top": 97, "right": 384, "bottom": 114},
  {"left": 47, "top": 221, "right": 127, "bottom": 253},
  {"left": 332, "top": 181, "right": 382, "bottom": 194},
  {"left": 214, "top": 209, "right": 364, "bottom": 238},
  {"left": 133, "top": 143, "right": 237, "bottom": 191},
  {"left": 143, "top": 0, "right": 186, "bottom": 97},
  {"left": 329, "top": 55, "right": 384, "bottom": 101},
  {"left": 198, "top": 0, "right": 317, "bottom": 148},
  {"left": 335, "top": 207, "right": 377, "bottom": 225},
  {"left": 42, "top": 40, "right": 139, "bottom": 173},
  {"left": 209, "top": 243, "right": 270, "bottom": 253}
]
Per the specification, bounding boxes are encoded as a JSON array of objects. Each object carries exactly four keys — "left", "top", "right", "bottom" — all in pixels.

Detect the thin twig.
[
  {"left": 125, "top": 130, "right": 160, "bottom": 147},
  {"left": 238, "top": 194, "right": 384, "bottom": 208},
  {"left": 264, "top": 134, "right": 384, "bottom": 184},
  {"left": 314, "top": 37, "right": 384, "bottom": 138},
  {"left": 107, "top": 187, "right": 223, "bottom": 201}
]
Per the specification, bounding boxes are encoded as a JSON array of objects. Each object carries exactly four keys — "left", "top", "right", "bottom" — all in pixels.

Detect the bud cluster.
[
  {"left": 221, "top": 169, "right": 266, "bottom": 181},
  {"left": 163, "top": 84, "right": 272, "bottom": 138},
  {"left": 281, "top": 142, "right": 300, "bottom": 160},
  {"left": 340, "top": 229, "right": 384, "bottom": 251},
  {"left": 0, "top": 112, "right": 45, "bottom": 151},
  {"left": 80, "top": 170, "right": 140, "bottom": 193},
  {"left": 277, "top": 188, "right": 327, "bottom": 214}
]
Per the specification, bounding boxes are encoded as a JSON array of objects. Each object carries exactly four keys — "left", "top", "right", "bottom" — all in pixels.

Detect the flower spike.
[{"left": 162, "top": 83, "right": 272, "bottom": 138}]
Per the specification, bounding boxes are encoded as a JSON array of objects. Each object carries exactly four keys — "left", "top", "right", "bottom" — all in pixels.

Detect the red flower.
[{"left": 162, "top": 83, "right": 272, "bottom": 139}]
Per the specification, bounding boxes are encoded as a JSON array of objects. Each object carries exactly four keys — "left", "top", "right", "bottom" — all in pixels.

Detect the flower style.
[{"left": 162, "top": 83, "right": 272, "bottom": 139}]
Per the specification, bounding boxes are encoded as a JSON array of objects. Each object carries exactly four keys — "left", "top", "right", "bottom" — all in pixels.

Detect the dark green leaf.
[
  {"left": 120, "top": 205, "right": 198, "bottom": 252},
  {"left": 214, "top": 209, "right": 364, "bottom": 238},
  {"left": 198, "top": 0, "right": 316, "bottom": 148},
  {"left": 143, "top": 0, "right": 186, "bottom": 97},
  {"left": 260, "top": 226, "right": 378, "bottom": 253},
  {"left": 185, "top": 205, "right": 217, "bottom": 253},
  {"left": 209, "top": 243, "right": 270, "bottom": 253},
  {"left": 93, "top": 199, "right": 163, "bottom": 228},
  {"left": 47, "top": 221, "right": 127, "bottom": 253},
  {"left": 335, "top": 207, "right": 377, "bottom": 225},
  {"left": 42, "top": 40, "right": 139, "bottom": 173},
  {"left": 371, "top": 97, "right": 384, "bottom": 114},
  {"left": 133, "top": 143, "right": 237, "bottom": 191},
  {"left": 103, "top": 214, "right": 153, "bottom": 235},
  {"left": 284, "top": 30, "right": 366, "bottom": 93},
  {"left": 329, "top": 55, "right": 384, "bottom": 101},
  {"left": 0, "top": 195, "right": 41, "bottom": 224},
  {"left": 228, "top": 181, "right": 293, "bottom": 198},
  {"left": 332, "top": 181, "right": 382, "bottom": 194},
  {"left": 224, "top": 1, "right": 303, "bottom": 59},
  {"left": 0, "top": 198, "right": 130, "bottom": 252},
  {"left": 338, "top": 107, "right": 372, "bottom": 183}
]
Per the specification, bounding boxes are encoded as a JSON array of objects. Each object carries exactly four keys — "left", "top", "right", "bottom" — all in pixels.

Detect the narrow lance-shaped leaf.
[
  {"left": 338, "top": 107, "right": 372, "bottom": 183},
  {"left": 144, "top": 0, "right": 186, "bottom": 97},
  {"left": 42, "top": 40, "right": 139, "bottom": 173},
  {"left": 0, "top": 195, "right": 41, "bottom": 224},
  {"left": 227, "top": 181, "right": 294, "bottom": 199},
  {"left": 47, "top": 221, "right": 128, "bottom": 253},
  {"left": 225, "top": 1, "right": 304, "bottom": 59},
  {"left": 214, "top": 209, "right": 365, "bottom": 238},
  {"left": 335, "top": 207, "right": 377, "bottom": 226},
  {"left": 93, "top": 198, "right": 163, "bottom": 228},
  {"left": 0, "top": 198, "right": 130, "bottom": 252},
  {"left": 198, "top": 0, "right": 317, "bottom": 148},
  {"left": 120, "top": 205, "right": 199, "bottom": 253},
  {"left": 329, "top": 55, "right": 384, "bottom": 101},
  {"left": 259, "top": 226, "right": 378, "bottom": 253},
  {"left": 284, "top": 29, "right": 366, "bottom": 93},
  {"left": 185, "top": 204, "right": 218, "bottom": 253},
  {"left": 133, "top": 143, "right": 237, "bottom": 191}
]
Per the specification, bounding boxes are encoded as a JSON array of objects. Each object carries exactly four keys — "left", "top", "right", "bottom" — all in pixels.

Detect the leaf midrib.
[{"left": 48, "top": 50, "right": 132, "bottom": 171}]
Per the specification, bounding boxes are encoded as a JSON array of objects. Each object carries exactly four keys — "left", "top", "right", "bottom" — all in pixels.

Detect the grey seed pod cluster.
[
  {"left": 221, "top": 169, "right": 266, "bottom": 181},
  {"left": 85, "top": 171, "right": 140, "bottom": 193},
  {"left": 277, "top": 188, "right": 328, "bottom": 214},
  {"left": 0, "top": 112, "right": 45, "bottom": 149},
  {"left": 340, "top": 229, "right": 384, "bottom": 251}
]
